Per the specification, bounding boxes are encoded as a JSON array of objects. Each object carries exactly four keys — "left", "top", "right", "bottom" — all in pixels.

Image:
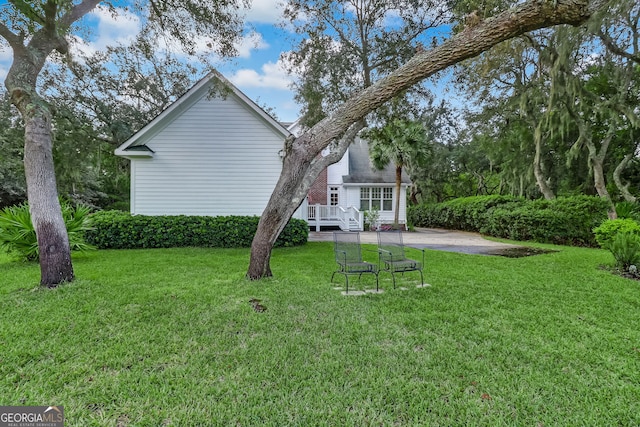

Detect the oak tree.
[{"left": 247, "top": 0, "right": 604, "bottom": 279}]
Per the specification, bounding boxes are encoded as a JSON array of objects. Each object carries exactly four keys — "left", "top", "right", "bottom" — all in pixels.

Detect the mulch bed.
[
  {"left": 487, "top": 247, "right": 558, "bottom": 258},
  {"left": 599, "top": 265, "right": 640, "bottom": 282}
]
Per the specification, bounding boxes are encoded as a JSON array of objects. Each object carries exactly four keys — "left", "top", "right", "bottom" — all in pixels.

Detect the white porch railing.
[{"left": 307, "top": 204, "right": 363, "bottom": 231}]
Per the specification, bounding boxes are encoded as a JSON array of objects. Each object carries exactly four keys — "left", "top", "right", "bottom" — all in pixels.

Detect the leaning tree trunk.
[
  {"left": 592, "top": 156, "right": 616, "bottom": 219},
  {"left": 248, "top": 146, "right": 312, "bottom": 278},
  {"left": 587, "top": 123, "right": 617, "bottom": 219},
  {"left": 246, "top": 0, "right": 601, "bottom": 279},
  {"left": 248, "top": 125, "right": 363, "bottom": 278}
]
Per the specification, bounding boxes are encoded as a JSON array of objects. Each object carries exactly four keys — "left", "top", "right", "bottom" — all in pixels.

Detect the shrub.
[
  {"left": 593, "top": 219, "right": 640, "bottom": 249},
  {"left": 615, "top": 201, "right": 640, "bottom": 221},
  {"left": 0, "top": 201, "right": 95, "bottom": 261},
  {"left": 483, "top": 206, "right": 566, "bottom": 243},
  {"left": 484, "top": 196, "right": 610, "bottom": 246},
  {"left": 409, "top": 195, "right": 610, "bottom": 247},
  {"left": 606, "top": 232, "right": 640, "bottom": 271},
  {"left": 84, "top": 212, "right": 308, "bottom": 249},
  {"left": 409, "top": 195, "right": 523, "bottom": 231},
  {"left": 364, "top": 209, "right": 380, "bottom": 231}
]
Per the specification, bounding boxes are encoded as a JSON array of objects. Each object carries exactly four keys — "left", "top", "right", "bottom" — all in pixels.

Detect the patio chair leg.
[{"left": 331, "top": 271, "right": 351, "bottom": 293}]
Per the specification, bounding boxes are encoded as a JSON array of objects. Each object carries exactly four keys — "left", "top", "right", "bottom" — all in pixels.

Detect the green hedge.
[
  {"left": 409, "top": 195, "right": 610, "bottom": 247},
  {"left": 85, "top": 211, "right": 308, "bottom": 249},
  {"left": 409, "top": 195, "right": 524, "bottom": 231}
]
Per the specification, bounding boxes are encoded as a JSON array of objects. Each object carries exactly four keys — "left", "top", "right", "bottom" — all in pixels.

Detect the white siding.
[
  {"left": 344, "top": 186, "right": 361, "bottom": 209},
  {"left": 130, "top": 90, "right": 285, "bottom": 216},
  {"left": 327, "top": 151, "right": 349, "bottom": 186},
  {"left": 344, "top": 185, "right": 409, "bottom": 224}
]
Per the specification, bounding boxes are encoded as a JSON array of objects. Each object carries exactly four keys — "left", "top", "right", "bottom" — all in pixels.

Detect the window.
[
  {"left": 360, "top": 187, "right": 393, "bottom": 211},
  {"left": 329, "top": 187, "right": 339, "bottom": 206}
]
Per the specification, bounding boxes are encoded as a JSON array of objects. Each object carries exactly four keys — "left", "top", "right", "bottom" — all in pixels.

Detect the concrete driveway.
[{"left": 308, "top": 227, "right": 522, "bottom": 255}]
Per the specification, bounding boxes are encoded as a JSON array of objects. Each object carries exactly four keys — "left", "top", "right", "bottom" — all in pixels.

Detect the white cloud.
[
  {"left": 0, "top": 47, "right": 11, "bottom": 62},
  {"left": 241, "top": 0, "right": 286, "bottom": 24},
  {"left": 90, "top": 5, "right": 141, "bottom": 50},
  {"left": 0, "top": 44, "right": 11, "bottom": 81},
  {"left": 152, "top": 30, "right": 268, "bottom": 62},
  {"left": 228, "top": 59, "right": 292, "bottom": 90},
  {"left": 235, "top": 31, "right": 269, "bottom": 58},
  {"left": 69, "top": 5, "right": 141, "bottom": 58}
]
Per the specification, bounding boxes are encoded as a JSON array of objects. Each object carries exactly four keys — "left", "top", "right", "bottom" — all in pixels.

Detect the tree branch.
[
  {"left": 309, "top": 120, "right": 366, "bottom": 176},
  {"left": 597, "top": 29, "right": 640, "bottom": 64},
  {"left": 9, "top": 0, "right": 46, "bottom": 25},
  {"left": 0, "top": 21, "right": 22, "bottom": 48},
  {"left": 60, "top": 0, "right": 102, "bottom": 28}
]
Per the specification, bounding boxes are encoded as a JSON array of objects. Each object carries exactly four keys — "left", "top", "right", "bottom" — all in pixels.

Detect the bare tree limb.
[{"left": 597, "top": 29, "right": 640, "bottom": 64}]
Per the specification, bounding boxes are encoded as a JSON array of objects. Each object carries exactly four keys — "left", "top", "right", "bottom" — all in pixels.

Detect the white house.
[
  {"left": 115, "top": 71, "right": 306, "bottom": 219},
  {"left": 289, "top": 122, "right": 410, "bottom": 231},
  {"left": 115, "top": 71, "right": 408, "bottom": 231},
  {"left": 302, "top": 136, "right": 410, "bottom": 231}
]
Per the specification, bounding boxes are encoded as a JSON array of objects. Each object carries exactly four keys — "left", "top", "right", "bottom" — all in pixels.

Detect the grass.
[{"left": 0, "top": 241, "right": 639, "bottom": 426}]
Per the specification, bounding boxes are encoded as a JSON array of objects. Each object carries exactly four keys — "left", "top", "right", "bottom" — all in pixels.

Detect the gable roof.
[
  {"left": 343, "top": 138, "right": 411, "bottom": 185},
  {"left": 114, "top": 70, "right": 290, "bottom": 158}
]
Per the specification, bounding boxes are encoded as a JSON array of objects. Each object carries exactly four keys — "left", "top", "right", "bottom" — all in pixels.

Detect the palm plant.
[
  {"left": 365, "top": 118, "right": 430, "bottom": 225},
  {"left": 0, "top": 201, "right": 94, "bottom": 261}
]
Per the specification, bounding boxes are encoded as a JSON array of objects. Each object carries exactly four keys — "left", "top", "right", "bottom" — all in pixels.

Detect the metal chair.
[
  {"left": 331, "top": 232, "right": 379, "bottom": 293},
  {"left": 377, "top": 230, "right": 425, "bottom": 288}
]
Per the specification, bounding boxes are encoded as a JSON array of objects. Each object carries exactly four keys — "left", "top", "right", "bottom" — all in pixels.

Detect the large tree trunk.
[
  {"left": 24, "top": 112, "right": 74, "bottom": 286},
  {"left": 6, "top": 82, "right": 74, "bottom": 287},
  {"left": 587, "top": 124, "right": 617, "bottom": 219},
  {"left": 247, "top": 0, "right": 601, "bottom": 279},
  {"left": 592, "top": 155, "right": 616, "bottom": 219},
  {"left": 248, "top": 125, "right": 363, "bottom": 278},
  {"left": 248, "top": 146, "right": 311, "bottom": 279}
]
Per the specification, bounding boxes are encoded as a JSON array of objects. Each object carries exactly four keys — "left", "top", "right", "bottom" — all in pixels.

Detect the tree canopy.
[{"left": 451, "top": 0, "right": 638, "bottom": 213}]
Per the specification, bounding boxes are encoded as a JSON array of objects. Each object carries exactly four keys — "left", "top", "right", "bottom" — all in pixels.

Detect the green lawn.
[{"left": 1, "top": 242, "right": 639, "bottom": 426}]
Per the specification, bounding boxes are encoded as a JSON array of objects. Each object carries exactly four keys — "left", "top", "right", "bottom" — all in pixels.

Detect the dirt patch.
[{"left": 486, "top": 247, "right": 559, "bottom": 258}]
